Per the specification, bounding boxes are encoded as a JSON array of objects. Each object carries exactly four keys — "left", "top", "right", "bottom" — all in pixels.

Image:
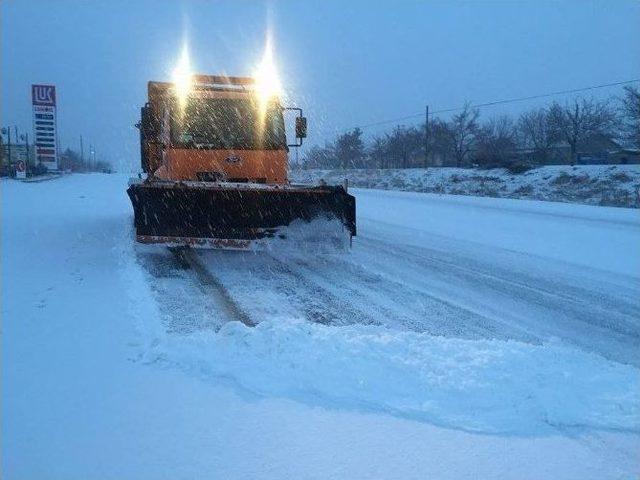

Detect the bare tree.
[
  {"left": 335, "top": 128, "right": 364, "bottom": 169},
  {"left": 517, "top": 108, "right": 559, "bottom": 164},
  {"left": 385, "top": 126, "right": 408, "bottom": 169},
  {"left": 303, "top": 143, "right": 335, "bottom": 169},
  {"left": 620, "top": 85, "right": 640, "bottom": 148},
  {"left": 368, "top": 135, "right": 388, "bottom": 169},
  {"left": 384, "top": 125, "right": 424, "bottom": 168},
  {"left": 428, "top": 118, "right": 454, "bottom": 166},
  {"left": 474, "top": 115, "right": 517, "bottom": 167},
  {"left": 549, "top": 98, "right": 616, "bottom": 163},
  {"left": 447, "top": 103, "right": 480, "bottom": 167}
]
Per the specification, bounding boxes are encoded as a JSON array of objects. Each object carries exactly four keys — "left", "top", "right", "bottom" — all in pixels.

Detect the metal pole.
[
  {"left": 424, "top": 105, "right": 429, "bottom": 168},
  {"left": 15, "top": 126, "right": 20, "bottom": 167},
  {"left": 0, "top": 129, "right": 4, "bottom": 171},
  {"left": 25, "top": 133, "right": 29, "bottom": 167},
  {"left": 7, "top": 127, "right": 11, "bottom": 166}
]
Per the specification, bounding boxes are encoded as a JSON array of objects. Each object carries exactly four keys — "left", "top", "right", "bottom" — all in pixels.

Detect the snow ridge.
[{"left": 144, "top": 318, "right": 640, "bottom": 435}]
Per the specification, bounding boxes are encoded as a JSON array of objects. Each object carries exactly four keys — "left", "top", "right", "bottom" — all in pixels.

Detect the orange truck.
[{"left": 127, "top": 74, "right": 356, "bottom": 249}]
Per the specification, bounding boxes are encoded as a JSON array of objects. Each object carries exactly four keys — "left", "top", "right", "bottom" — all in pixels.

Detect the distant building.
[
  {"left": 518, "top": 135, "right": 640, "bottom": 166},
  {"left": 571, "top": 135, "right": 639, "bottom": 165}
]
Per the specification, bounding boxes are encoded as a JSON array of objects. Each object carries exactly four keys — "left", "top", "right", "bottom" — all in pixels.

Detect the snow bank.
[
  {"left": 291, "top": 164, "right": 640, "bottom": 208},
  {"left": 144, "top": 319, "right": 640, "bottom": 435}
]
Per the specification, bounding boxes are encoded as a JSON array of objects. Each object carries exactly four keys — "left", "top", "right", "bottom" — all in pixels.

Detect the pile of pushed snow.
[
  {"left": 254, "top": 217, "right": 351, "bottom": 254},
  {"left": 291, "top": 164, "right": 640, "bottom": 208},
  {"left": 143, "top": 319, "right": 639, "bottom": 435}
]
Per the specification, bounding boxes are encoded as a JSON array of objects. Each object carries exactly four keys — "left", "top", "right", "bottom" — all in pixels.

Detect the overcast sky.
[{"left": 2, "top": 0, "right": 639, "bottom": 171}]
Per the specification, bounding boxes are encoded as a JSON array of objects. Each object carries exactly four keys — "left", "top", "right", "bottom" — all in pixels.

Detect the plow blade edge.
[{"left": 127, "top": 182, "right": 356, "bottom": 248}]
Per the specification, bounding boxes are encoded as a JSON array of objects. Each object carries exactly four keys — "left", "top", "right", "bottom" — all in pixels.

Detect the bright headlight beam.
[
  {"left": 254, "top": 35, "right": 283, "bottom": 107},
  {"left": 172, "top": 43, "right": 193, "bottom": 109}
]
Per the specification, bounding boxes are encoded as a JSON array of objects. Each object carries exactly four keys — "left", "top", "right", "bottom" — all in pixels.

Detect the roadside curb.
[{"left": 21, "top": 174, "right": 63, "bottom": 183}]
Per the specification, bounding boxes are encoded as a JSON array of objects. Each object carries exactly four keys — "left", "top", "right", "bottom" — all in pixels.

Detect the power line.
[{"left": 351, "top": 78, "right": 640, "bottom": 131}]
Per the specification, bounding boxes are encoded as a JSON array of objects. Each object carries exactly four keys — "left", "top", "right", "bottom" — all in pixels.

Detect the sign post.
[{"left": 31, "top": 84, "right": 58, "bottom": 171}]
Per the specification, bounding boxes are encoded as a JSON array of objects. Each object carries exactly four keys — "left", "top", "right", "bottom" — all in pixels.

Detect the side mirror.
[{"left": 295, "top": 116, "right": 307, "bottom": 139}]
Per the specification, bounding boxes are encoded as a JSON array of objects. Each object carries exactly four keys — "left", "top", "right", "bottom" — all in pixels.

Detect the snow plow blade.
[{"left": 126, "top": 181, "right": 356, "bottom": 249}]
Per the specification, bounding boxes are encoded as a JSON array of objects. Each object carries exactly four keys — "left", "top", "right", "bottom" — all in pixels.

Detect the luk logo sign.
[
  {"left": 32, "top": 85, "right": 56, "bottom": 106},
  {"left": 31, "top": 83, "right": 58, "bottom": 170}
]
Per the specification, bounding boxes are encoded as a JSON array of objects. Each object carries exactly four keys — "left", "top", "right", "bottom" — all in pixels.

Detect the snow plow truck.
[{"left": 127, "top": 74, "right": 356, "bottom": 249}]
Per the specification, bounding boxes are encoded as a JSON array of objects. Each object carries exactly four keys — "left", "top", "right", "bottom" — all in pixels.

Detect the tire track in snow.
[
  {"left": 177, "top": 248, "right": 254, "bottom": 327},
  {"left": 197, "top": 250, "right": 379, "bottom": 327},
  {"left": 135, "top": 247, "right": 228, "bottom": 334},
  {"left": 268, "top": 251, "right": 525, "bottom": 341},
  {"left": 355, "top": 234, "right": 640, "bottom": 365},
  {"left": 359, "top": 235, "right": 640, "bottom": 334}
]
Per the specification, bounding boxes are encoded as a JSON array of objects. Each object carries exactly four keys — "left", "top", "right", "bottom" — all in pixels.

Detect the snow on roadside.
[
  {"left": 291, "top": 164, "right": 640, "bottom": 208},
  {"left": 142, "top": 318, "right": 640, "bottom": 435},
  {"left": 4, "top": 173, "right": 639, "bottom": 479}
]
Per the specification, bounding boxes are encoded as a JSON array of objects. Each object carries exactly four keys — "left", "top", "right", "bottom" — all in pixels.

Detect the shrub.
[
  {"left": 513, "top": 184, "right": 534, "bottom": 195},
  {"left": 505, "top": 162, "right": 534, "bottom": 174},
  {"left": 31, "top": 163, "right": 49, "bottom": 176},
  {"left": 610, "top": 172, "right": 632, "bottom": 183},
  {"left": 599, "top": 189, "right": 633, "bottom": 208},
  {"left": 551, "top": 172, "right": 573, "bottom": 185},
  {"left": 570, "top": 175, "right": 590, "bottom": 185}
]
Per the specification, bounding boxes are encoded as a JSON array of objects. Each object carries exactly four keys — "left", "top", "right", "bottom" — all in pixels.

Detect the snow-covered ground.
[
  {"left": 291, "top": 164, "right": 640, "bottom": 208},
  {"left": 3, "top": 174, "right": 639, "bottom": 479}
]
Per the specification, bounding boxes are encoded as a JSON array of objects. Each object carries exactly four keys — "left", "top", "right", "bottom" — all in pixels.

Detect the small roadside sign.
[{"left": 16, "top": 160, "right": 26, "bottom": 179}]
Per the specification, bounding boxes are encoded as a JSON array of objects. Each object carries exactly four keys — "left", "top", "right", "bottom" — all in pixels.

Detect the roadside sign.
[
  {"left": 16, "top": 160, "right": 26, "bottom": 179},
  {"left": 32, "top": 84, "right": 58, "bottom": 171}
]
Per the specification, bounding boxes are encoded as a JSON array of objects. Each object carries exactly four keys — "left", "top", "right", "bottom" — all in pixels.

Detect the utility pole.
[
  {"left": 80, "top": 135, "right": 84, "bottom": 164},
  {"left": 20, "top": 133, "right": 29, "bottom": 168},
  {"left": 424, "top": 105, "right": 430, "bottom": 168},
  {"left": 25, "top": 133, "right": 29, "bottom": 164},
  {"left": 0, "top": 128, "right": 4, "bottom": 171},
  {"left": 7, "top": 127, "right": 12, "bottom": 166},
  {"left": 14, "top": 126, "right": 20, "bottom": 168}
]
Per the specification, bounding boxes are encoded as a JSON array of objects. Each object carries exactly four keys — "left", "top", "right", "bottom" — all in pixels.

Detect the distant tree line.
[
  {"left": 1, "top": 147, "right": 112, "bottom": 177},
  {"left": 58, "top": 148, "right": 112, "bottom": 173},
  {"left": 301, "top": 86, "right": 640, "bottom": 170}
]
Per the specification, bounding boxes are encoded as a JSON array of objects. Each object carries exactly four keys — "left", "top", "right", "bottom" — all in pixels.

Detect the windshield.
[{"left": 171, "top": 97, "right": 286, "bottom": 150}]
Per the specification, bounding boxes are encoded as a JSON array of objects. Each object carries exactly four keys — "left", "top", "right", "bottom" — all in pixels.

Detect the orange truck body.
[
  {"left": 141, "top": 75, "right": 288, "bottom": 183},
  {"left": 127, "top": 73, "right": 356, "bottom": 249}
]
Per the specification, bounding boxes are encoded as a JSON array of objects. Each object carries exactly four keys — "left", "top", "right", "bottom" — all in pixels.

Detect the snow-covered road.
[
  {"left": 3, "top": 174, "right": 639, "bottom": 479},
  {"left": 196, "top": 188, "right": 640, "bottom": 366}
]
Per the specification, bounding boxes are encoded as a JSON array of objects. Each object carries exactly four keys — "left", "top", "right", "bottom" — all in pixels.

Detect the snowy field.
[
  {"left": 291, "top": 164, "right": 640, "bottom": 208},
  {"left": 3, "top": 173, "right": 640, "bottom": 479}
]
